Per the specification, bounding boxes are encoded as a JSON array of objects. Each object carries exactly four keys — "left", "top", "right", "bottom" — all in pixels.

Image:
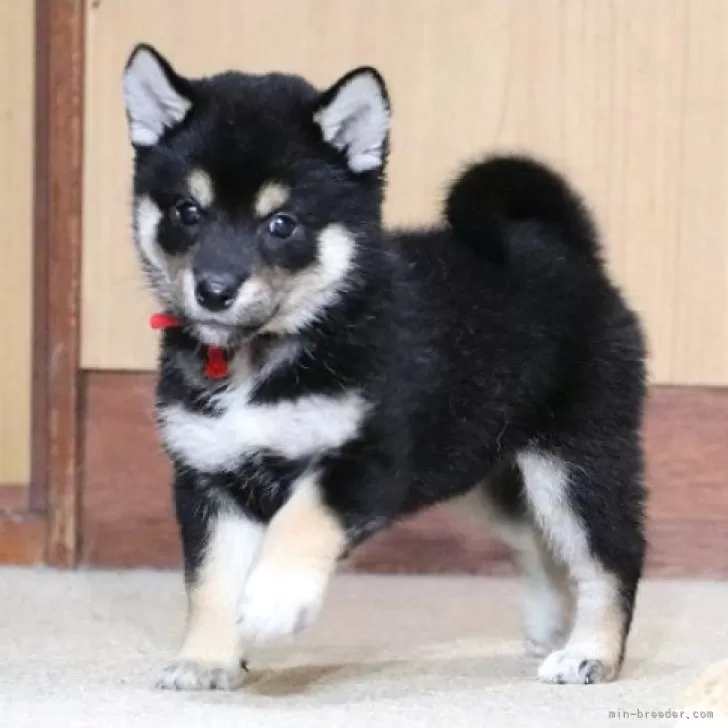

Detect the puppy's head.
[{"left": 122, "top": 45, "right": 390, "bottom": 346}]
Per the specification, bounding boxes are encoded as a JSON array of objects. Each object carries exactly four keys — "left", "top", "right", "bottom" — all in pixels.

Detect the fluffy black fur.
[{"left": 126, "top": 45, "right": 646, "bottom": 685}]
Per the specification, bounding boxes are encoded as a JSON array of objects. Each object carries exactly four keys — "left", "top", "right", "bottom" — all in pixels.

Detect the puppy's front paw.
[
  {"left": 538, "top": 648, "right": 618, "bottom": 684},
  {"left": 237, "top": 563, "right": 327, "bottom": 645},
  {"left": 156, "top": 659, "right": 245, "bottom": 691}
]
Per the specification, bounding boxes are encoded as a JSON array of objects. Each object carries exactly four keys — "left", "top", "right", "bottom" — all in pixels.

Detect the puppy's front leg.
[
  {"left": 157, "top": 480, "right": 264, "bottom": 691},
  {"left": 237, "top": 470, "right": 347, "bottom": 645}
]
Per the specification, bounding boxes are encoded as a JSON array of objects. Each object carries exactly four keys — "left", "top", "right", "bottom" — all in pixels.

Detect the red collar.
[{"left": 149, "top": 312, "right": 229, "bottom": 380}]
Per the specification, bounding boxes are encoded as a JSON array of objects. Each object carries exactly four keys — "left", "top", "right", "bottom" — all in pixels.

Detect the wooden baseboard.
[
  {"left": 0, "top": 484, "right": 30, "bottom": 511},
  {"left": 0, "top": 512, "right": 45, "bottom": 564},
  {"left": 0, "top": 484, "right": 45, "bottom": 565},
  {"left": 80, "top": 372, "right": 728, "bottom": 576}
]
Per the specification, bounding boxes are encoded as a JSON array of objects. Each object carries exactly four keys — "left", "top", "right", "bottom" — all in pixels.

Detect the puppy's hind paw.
[
  {"left": 156, "top": 659, "right": 246, "bottom": 691},
  {"left": 538, "top": 648, "right": 618, "bottom": 685}
]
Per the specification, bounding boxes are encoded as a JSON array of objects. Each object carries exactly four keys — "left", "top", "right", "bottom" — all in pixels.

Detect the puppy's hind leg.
[
  {"left": 454, "top": 462, "right": 573, "bottom": 657},
  {"left": 516, "top": 531, "right": 573, "bottom": 658},
  {"left": 517, "top": 448, "right": 645, "bottom": 685}
]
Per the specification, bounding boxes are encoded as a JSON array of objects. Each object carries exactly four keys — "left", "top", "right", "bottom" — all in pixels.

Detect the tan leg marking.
[
  {"left": 537, "top": 568, "right": 625, "bottom": 684},
  {"left": 450, "top": 487, "right": 573, "bottom": 656},
  {"left": 238, "top": 472, "right": 346, "bottom": 644},
  {"left": 157, "top": 511, "right": 264, "bottom": 691},
  {"left": 517, "top": 450, "right": 627, "bottom": 684}
]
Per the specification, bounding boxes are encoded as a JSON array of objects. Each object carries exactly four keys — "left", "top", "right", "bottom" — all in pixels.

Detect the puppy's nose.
[{"left": 194, "top": 273, "right": 240, "bottom": 311}]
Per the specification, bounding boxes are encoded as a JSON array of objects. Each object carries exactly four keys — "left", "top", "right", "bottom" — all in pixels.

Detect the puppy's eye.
[
  {"left": 174, "top": 200, "right": 202, "bottom": 226},
  {"left": 267, "top": 213, "right": 298, "bottom": 239}
]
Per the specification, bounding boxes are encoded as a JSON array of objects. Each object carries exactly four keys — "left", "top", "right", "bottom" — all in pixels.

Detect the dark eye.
[
  {"left": 267, "top": 213, "right": 298, "bottom": 239},
  {"left": 174, "top": 200, "right": 202, "bottom": 226}
]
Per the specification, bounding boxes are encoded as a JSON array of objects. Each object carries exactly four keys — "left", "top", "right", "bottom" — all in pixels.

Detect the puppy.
[{"left": 122, "top": 44, "right": 647, "bottom": 690}]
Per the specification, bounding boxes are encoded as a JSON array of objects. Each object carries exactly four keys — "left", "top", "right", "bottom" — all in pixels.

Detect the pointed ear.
[
  {"left": 122, "top": 44, "right": 193, "bottom": 147},
  {"left": 313, "top": 67, "right": 390, "bottom": 173}
]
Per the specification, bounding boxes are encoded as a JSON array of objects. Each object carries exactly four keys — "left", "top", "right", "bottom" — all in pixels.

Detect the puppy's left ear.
[{"left": 314, "top": 67, "right": 390, "bottom": 173}]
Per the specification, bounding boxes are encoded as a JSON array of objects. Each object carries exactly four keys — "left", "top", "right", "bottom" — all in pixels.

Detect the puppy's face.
[{"left": 123, "top": 45, "right": 390, "bottom": 346}]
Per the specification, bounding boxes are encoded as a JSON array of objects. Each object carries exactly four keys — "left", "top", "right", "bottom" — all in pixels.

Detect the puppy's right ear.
[{"left": 122, "top": 44, "right": 193, "bottom": 147}]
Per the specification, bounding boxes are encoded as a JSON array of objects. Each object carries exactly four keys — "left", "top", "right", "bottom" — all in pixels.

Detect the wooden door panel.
[{"left": 82, "top": 0, "right": 728, "bottom": 384}]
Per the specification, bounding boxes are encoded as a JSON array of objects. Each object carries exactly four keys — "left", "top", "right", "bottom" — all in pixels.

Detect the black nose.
[{"left": 194, "top": 273, "right": 239, "bottom": 311}]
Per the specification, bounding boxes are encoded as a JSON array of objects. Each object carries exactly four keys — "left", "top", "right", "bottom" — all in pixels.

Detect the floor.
[{"left": 1, "top": 569, "right": 727, "bottom": 727}]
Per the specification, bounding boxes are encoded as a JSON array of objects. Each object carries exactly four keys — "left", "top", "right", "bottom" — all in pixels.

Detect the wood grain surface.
[{"left": 81, "top": 0, "right": 728, "bottom": 385}]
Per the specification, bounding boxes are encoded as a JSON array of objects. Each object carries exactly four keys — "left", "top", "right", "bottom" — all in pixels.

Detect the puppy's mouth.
[
  {"left": 192, "top": 321, "right": 236, "bottom": 347},
  {"left": 192, "top": 313, "right": 278, "bottom": 347}
]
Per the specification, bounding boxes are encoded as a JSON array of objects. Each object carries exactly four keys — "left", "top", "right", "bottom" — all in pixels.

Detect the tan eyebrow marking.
[
  {"left": 187, "top": 169, "right": 214, "bottom": 207},
  {"left": 254, "top": 182, "right": 290, "bottom": 218}
]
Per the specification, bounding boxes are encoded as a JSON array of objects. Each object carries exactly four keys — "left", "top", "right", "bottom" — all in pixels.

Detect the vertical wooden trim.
[
  {"left": 32, "top": 0, "right": 85, "bottom": 566},
  {"left": 29, "top": 0, "right": 49, "bottom": 515}
]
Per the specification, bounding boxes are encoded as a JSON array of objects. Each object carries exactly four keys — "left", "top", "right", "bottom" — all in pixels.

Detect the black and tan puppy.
[{"left": 122, "top": 44, "right": 646, "bottom": 690}]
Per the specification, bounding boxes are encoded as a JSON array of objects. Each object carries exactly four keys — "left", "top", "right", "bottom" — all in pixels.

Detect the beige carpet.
[{"left": 1, "top": 568, "right": 727, "bottom": 727}]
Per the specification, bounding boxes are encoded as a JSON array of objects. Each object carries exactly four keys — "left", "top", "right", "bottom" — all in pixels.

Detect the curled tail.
[{"left": 444, "top": 155, "right": 600, "bottom": 264}]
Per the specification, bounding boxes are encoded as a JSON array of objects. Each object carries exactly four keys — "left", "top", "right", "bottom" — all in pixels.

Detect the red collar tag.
[
  {"left": 149, "top": 313, "right": 229, "bottom": 380},
  {"left": 202, "top": 346, "right": 229, "bottom": 379}
]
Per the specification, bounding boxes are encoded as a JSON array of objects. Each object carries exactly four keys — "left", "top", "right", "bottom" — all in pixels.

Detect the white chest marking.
[{"left": 160, "top": 391, "right": 369, "bottom": 472}]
